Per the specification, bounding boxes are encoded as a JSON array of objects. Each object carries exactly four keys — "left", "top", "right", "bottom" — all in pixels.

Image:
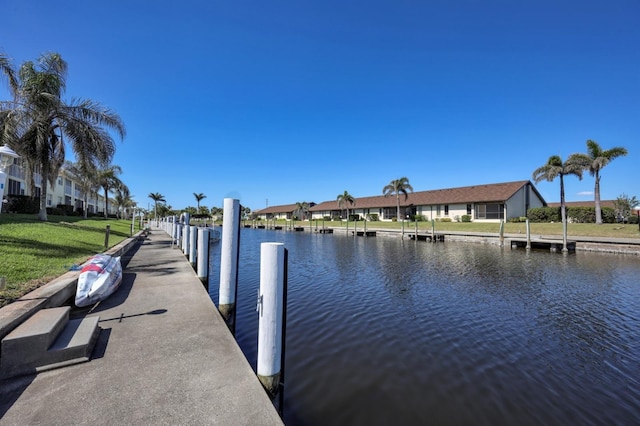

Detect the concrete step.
[
  {"left": 42, "top": 316, "right": 101, "bottom": 370},
  {"left": 0, "top": 307, "right": 100, "bottom": 379}
]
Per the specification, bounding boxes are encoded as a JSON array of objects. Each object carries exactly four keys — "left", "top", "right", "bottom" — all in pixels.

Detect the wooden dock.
[
  {"left": 510, "top": 238, "right": 576, "bottom": 252},
  {"left": 408, "top": 233, "right": 445, "bottom": 242}
]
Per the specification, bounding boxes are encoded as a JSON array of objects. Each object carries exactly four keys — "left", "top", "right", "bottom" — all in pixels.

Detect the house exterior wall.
[
  {"left": 505, "top": 184, "right": 545, "bottom": 219},
  {"left": 418, "top": 204, "right": 470, "bottom": 221}
]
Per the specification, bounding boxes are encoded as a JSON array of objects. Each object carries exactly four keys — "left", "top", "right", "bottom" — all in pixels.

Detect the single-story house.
[
  {"left": 254, "top": 203, "right": 316, "bottom": 221},
  {"left": 255, "top": 180, "right": 546, "bottom": 222}
]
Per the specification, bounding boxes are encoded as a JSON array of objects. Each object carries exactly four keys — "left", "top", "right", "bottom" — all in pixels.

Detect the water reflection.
[{"left": 209, "top": 230, "right": 640, "bottom": 425}]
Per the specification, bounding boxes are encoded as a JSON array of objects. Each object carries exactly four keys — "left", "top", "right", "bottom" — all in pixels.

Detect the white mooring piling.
[
  {"left": 181, "top": 213, "right": 191, "bottom": 253},
  {"left": 219, "top": 198, "right": 241, "bottom": 326},
  {"left": 182, "top": 223, "right": 189, "bottom": 254},
  {"left": 257, "top": 242, "right": 286, "bottom": 398},
  {"left": 171, "top": 216, "right": 178, "bottom": 247},
  {"left": 189, "top": 225, "right": 197, "bottom": 265},
  {"left": 197, "top": 228, "right": 210, "bottom": 285},
  {"left": 526, "top": 219, "right": 531, "bottom": 250}
]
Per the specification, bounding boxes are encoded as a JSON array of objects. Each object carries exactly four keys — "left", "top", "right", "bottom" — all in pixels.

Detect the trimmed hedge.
[
  {"left": 527, "top": 206, "right": 616, "bottom": 223},
  {"left": 3, "top": 195, "right": 40, "bottom": 214}
]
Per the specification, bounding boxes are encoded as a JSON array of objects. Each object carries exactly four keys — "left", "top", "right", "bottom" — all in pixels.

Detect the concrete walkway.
[{"left": 0, "top": 230, "right": 283, "bottom": 425}]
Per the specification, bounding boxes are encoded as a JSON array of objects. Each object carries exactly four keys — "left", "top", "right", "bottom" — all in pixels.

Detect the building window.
[
  {"left": 467, "top": 204, "right": 472, "bottom": 215},
  {"left": 444, "top": 205, "right": 449, "bottom": 216},
  {"left": 475, "top": 203, "right": 504, "bottom": 220},
  {"left": 7, "top": 179, "right": 20, "bottom": 196},
  {"left": 436, "top": 205, "right": 441, "bottom": 217},
  {"left": 57, "top": 177, "right": 63, "bottom": 185}
]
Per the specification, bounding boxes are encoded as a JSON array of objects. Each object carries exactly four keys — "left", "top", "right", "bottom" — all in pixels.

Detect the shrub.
[
  {"left": 4, "top": 195, "right": 40, "bottom": 214},
  {"left": 439, "top": 217, "right": 452, "bottom": 222},
  {"left": 323, "top": 216, "right": 332, "bottom": 221},
  {"left": 566, "top": 207, "right": 595, "bottom": 223},
  {"left": 368, "top": 214, "right": 379, "bottom": 221},
  {"left": 527, "top": 207, "right": 560, "bottom": 223},
  {"left": 461, "top": 214, "right": 471, "bottom": 222},
  {"left": 47, "top": 206, "right": 66, "bottom": 215},
  {"left": 349, "top": 214, "right": 360, "bottom": 221},
  {"left": 411, "top": 214, "right": 425, "bottom": 222},
  {"left": 601, "top": 207, "right": 616, "bottom": 223},
  {"left": 508, "top": 216, "right": 527, "bottom": 223},
  {"left": 565, "top": 206, "right": 615, "bottom": 223}
]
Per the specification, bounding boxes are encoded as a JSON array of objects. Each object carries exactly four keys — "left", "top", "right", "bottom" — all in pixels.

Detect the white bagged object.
[{"left": 75, "top": 254, "right": 123, "bottom": 307}]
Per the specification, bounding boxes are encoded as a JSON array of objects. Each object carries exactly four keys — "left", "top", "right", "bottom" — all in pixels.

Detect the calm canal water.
[{"left": 208, "top": 229, "right": 640, "bottom": 426}]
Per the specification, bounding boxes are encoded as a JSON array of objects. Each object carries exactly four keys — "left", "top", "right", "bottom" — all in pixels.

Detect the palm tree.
[
  {"left": 194, "top": 192, "right": 206, "bottom": 210},
  {"left": 113, "top": 182, "right": 133, "bottom": 219},
  {"left": 0, "top": 52, "right": 18, "bottom": 97},
  {"left": 294, "top": 201, "right": 310, "bottom": 221},
  {"left": 65, "top": 161, "right": 100, "bottom": 218},
  {"left": 0, "top": 52, "right": 126, "bottom": 221},
  {"left": 97, "top": 164, "right": 124, "bottom": 218},
  {"left": 532, "top": 155, "right": 585, "bottom": 252},
  {"left": 382, "top": 177, "right": 413, "bottom": 221},
  {"left": 571, "top": 140, "right": 628, "bottom": 224},
  {"left": 336, "top": 191, "right": 355, "bottom": 220},
  {"left": 149, "top": 192, "right": 166, "bottom": 219}
]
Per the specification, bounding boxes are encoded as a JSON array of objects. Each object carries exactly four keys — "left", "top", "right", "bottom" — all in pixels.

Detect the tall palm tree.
[
  {"left": 294, "top": 201, "right": 310, "bottom": 221},
  {"left": 532, "top": 155, "right": 585, "bottom": 251},
  {"left": 0, "top": 52, "right": 126, "bottom": 221},
  {"left": 97, "top": 164, "right": 124, "bottom": 218},
  {"left": 382, "top": 177, "right": 413, "bottom": 221},
  {"left": 65, "top": 160, "right": 99, "bottom": 218},
  {"left": 571, "top": 140, "right": 628, "bottom": 224},
  {"left": 336, "top": 191, "right": 355, "bottom": 220},
  {"left": 0, "top": 52, "right": 18, "bottom": 97},
  {"left": 193, "top": 192, "right": 206, "bottom": 210},
  {"left": 114, "top": 184, "right": 134, "bottom": 219},
  {"left": 149, "top": 192, "right": 166, "bottom": 219}
]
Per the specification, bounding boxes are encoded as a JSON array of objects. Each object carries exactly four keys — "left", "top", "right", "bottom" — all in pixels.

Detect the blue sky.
[{"left": 1, "top": 0, "right": 638, "bottom": 212}]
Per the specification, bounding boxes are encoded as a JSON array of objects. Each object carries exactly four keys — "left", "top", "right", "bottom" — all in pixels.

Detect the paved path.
[{"left": 0, "top": 230, "right": 283, "bottom": 425}]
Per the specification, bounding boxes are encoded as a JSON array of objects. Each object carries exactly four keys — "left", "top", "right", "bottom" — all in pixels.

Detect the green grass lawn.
[{"left": 0, "top": 214, "right": 137, "bottom": 307}]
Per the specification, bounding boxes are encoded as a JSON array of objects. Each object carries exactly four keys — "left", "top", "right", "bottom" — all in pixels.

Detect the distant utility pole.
[{"left": 266, "top": 198, "right": 269, "bottom": 208}]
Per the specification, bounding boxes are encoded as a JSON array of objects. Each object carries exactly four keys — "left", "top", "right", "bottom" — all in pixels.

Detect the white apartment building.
[{"left": 0, "top": 149, "right": 117, "bottom": 216}]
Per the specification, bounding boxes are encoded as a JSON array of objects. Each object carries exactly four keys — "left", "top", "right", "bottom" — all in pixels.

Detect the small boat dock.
[
  {"left": 353, "top": 231, "right": 377, "bottom": 237},
  {"left": 509, "top": 238, "right": 576, "bottom": 252},
  {"left": 408, "top": 233, "right": 445, "bottom": 242}
]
